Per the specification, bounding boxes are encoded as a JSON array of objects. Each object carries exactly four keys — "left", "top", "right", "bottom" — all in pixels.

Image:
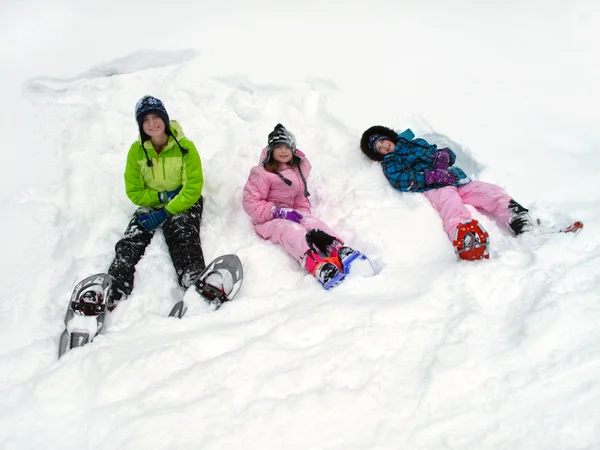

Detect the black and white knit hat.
[
  {"left": 135, "top": 95, "right": 170, "bottom": 141},
  {"left": 269, "top": 123, "right": 296, "bottom": 151},
  {"left": 263, "top": 124, "right": 297, "bottom": 165}
]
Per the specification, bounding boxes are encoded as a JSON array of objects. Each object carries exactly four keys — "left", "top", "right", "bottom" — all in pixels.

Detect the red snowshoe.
[{"left": 453, "top": 220, "right": 490, "bottom": 261}]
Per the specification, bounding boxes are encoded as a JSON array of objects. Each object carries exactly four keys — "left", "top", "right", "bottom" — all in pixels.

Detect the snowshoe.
[
  {"left": 169, "top": 254, "right": 244, "bottom": 315},
  {"left": 58, "top": 273, "right": 111, "bottom": 359},
  {"left": 453, "top": 220, "right": 490, "bottom": 261},
  {"left": 562, "top": 221, "right": 584, "bottom": 234},
  {"left": 535, "top": 220, "right": 584, "bottom": 236}
]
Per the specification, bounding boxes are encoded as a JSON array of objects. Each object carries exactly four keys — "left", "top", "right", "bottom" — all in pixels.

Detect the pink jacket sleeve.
[{"left": 242, "top": 166, "right": 275, "bottom": 224}]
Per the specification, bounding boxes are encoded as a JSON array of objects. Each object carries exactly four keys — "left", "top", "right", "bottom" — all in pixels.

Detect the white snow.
[{"left": 1, "top": 0, "right": 600, "bottom": 449}]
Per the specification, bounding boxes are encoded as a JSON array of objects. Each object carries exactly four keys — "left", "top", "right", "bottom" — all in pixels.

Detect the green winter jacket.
[{"left": 124, "top": 120, "right": 203, "bottom": 215}]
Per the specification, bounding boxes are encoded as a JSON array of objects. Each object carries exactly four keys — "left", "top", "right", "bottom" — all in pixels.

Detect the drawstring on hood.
[
  {"left": 272, "top": 166, "right": 310, "bottom": 198},
  {"left": 298, "top": 166, "right": 310, "bottom": 198},
  {"left": 142, "top": 146, "right": 153, "bottom": 167},
  {"left": 170, "top": 132, "right": 189, "bottom": 156}
]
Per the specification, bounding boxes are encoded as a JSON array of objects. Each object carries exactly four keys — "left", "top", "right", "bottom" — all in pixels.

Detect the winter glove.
[
  {"left": 432, "top": 149, "right": 451, "bottom": 170},
  {"left": 158, "top": 186, "right": 182, "bottom": 203},
  {"left": 138, "top": 209, "right": 171, "bottom": 231},
  {"left": 272, "top": 206, "right": 303, "bottom": 223},
  {"left": 425, "top": 169, "right": 457, "bottom": 186}
]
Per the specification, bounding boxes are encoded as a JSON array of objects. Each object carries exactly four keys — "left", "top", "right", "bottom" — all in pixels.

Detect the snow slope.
[{"left": 1, "top": 1, "right": 600, "bottom": 449}]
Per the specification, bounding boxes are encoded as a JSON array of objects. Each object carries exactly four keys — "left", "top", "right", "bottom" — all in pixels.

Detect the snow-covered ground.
[{"left": 1, "top": 1, "right": 600, "bottom": 449}]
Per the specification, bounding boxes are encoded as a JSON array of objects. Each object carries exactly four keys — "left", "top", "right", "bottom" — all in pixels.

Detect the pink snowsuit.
[
  {"left": 423, "top": 181, "right": 513, "bottom": 240},
  {"left": 242, "top": 147, "right": 341, "bottom": 264}
]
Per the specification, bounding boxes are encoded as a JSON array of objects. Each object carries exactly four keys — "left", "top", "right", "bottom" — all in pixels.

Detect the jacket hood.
[{"left": 360, "top": 125, "right": 398, "bottom": 162}]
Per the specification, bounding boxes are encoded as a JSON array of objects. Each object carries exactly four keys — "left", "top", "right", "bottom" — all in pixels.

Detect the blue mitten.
[{"left": 138, "top": 209, "right": 171, "bottom": 230}]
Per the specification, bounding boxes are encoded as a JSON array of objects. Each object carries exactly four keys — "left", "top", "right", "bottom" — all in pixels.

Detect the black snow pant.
[{"left": 107, "top": 197, "right": 206, "bottom": 304}]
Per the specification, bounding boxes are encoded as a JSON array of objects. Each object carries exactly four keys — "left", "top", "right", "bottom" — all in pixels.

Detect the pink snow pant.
[
  {"left": 423, "top": 181, "right": 512, "bottom": 241},
  {"left": 254, "top": 214, "right": 342, "bottom": 264}
]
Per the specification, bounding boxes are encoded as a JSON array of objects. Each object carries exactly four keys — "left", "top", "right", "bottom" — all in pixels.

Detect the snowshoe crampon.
[
  {"left": 168, "top": 300, "right": 188, "bottom": 319},
  {"left": 58, "top": 273, "right": 111, "bottom": 359},
  {"left": 453, "top": 220, "right": 490, "bottom": 261}
]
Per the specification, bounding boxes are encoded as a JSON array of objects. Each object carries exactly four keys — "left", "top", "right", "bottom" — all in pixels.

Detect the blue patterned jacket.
[{"left": 381, "top": 129, "right": 470, "bottom": 192}]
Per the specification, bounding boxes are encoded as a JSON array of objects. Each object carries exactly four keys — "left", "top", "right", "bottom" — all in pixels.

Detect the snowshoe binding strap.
[
  {"left": 195, "top": 270, "right": 229, "bottom": 306},
  {"left": 71, "top": 287, "right": 106, "bottom": 316},
  {"left": 71, "top": 300, "right": 105, "bottom": 316}
]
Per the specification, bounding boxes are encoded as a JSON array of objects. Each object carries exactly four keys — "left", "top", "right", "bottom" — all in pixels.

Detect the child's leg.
[
  {"left": 256, "top": 214, "right": 344, "bottom": 263},
  {"left": 163, "top": 198, "right": 206, "bottom": 289},
  {"left": 300, "top": 215, "right": 366, "bottom": 266},
  {"left": 457, "top": 181, "right": 512, "bottom": 226},
  {"left": 304, "top": 228, "right": 372, "bottom": 275},
  {"left": 255, "top": 219, "right": 312, "bottom": 263},
  {"left": 107, "top": 207, "right": 155, "bottom": 305},
  {"left": 423, "top": 186, "right": 472, "bottom": 241},
  {"left": 255, "top": 219, "right": 345, "bottom": 289}
]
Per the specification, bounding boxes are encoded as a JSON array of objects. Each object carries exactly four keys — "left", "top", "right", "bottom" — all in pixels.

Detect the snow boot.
[
  {"left": 303, "top": 251, "right": 345, "bottom": 290},
  {"left": 507, "top": 199, "right": 535, "bottom": 235}
]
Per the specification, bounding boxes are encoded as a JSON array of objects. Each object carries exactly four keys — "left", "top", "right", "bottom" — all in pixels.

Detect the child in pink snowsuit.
[
  {"left": 360, "top": 125, "right": 534, "bottom": 260},
  {"left": 243, "top": 124, "right": 369, "bottom": 289}
]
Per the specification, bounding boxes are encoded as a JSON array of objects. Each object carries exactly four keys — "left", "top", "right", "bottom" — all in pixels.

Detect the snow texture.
[{"left": 1, "top": 1, "right": 600, "bottom": 449}]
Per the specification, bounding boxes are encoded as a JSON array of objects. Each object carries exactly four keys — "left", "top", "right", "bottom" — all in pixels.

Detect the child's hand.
[
  {"left": 138, "top": 209, "right": 171, "bottom": 230},
  {"left": 272, "top": 207, "right": 303, "bottom": 223},
  {"left": 432, "top": 149, "right": 451, "bottom": 170},
  {"left": 158, "top": 186, "right": 182, "bottom": 203}
]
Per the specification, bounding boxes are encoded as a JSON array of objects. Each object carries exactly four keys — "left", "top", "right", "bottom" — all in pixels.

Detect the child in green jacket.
[{"left": 106, "top": 95, "right": 206, "bottom": 305}]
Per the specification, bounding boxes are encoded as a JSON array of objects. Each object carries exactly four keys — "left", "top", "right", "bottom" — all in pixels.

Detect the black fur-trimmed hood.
[{"left": 360, "top": 125, "right": 398, "bottom": 161}]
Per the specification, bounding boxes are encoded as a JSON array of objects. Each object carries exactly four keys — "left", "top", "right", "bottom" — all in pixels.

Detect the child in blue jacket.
[{"left": 361, "top": 125, "right": 534, "bottom": 260}]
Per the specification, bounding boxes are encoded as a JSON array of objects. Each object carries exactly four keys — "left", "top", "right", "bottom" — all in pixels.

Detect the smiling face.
[
  {"left": 375, "top": 139, "right": 395, "bottom": 155},
  {"left": 141, "top": 113, "right": 167, "bottom": 139},
  {"left": 272, "top": 144, "right": 293, "bottom": 163}
]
